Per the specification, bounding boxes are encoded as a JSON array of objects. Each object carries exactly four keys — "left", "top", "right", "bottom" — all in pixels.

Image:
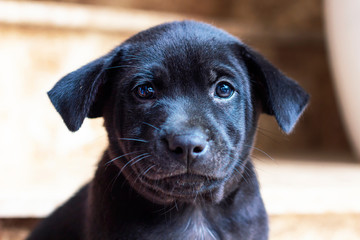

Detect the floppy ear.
[
  {"left": 240, "top": 45, "right": 309, "bottom": 134},
  {"left": 48, "top": 47, "right": 121, "bottom": 132}
]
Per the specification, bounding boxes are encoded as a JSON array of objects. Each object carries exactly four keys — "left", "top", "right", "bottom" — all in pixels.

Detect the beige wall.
[{"left": 0, "top": 23, "right": 127, "bottom": 216}]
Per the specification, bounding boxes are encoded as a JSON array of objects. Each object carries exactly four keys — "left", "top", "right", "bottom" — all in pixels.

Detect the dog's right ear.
[
  {"left": 239, "top": 45, "right": 309, "bottom": 134},
  {"left": 48, "top": 47, "right": 122, "bottom": 132}
]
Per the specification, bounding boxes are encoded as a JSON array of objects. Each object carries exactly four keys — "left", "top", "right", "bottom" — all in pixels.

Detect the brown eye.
[
  {"left": 215, "top": 82, "right": 234, "bottom": 98},
  {"left": 135, "top": 84, "right": 156, "bottom": 99}
]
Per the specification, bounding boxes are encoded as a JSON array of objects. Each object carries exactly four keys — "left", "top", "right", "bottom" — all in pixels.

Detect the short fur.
[{"left": 27, "top": 21, "right": 309, "bottom": 240}]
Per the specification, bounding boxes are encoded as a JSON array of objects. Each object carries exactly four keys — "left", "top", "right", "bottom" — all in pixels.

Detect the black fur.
[{"left": 27, "top": 21, "right": 309, "bottom": 240}]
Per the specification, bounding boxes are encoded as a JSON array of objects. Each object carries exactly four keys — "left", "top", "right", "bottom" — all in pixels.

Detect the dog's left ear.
[
  {"left": 240, "top": 45, "right": 309, "bottom": 134},
  {"left": 48, "top": 47, "right": 122, "bottom": 132}
]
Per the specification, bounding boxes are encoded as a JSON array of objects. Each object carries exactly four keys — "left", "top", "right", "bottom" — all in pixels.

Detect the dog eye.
[
  {"left": 215, "top": 82, "right": 234, "bottom": 98},
  {"left": 134, "top": 84, "right": 156, "bottom": 99}
]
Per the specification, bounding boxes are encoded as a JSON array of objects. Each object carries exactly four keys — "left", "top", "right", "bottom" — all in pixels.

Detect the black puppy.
[{"left": 27, "top": 21, "right": 308, "bottom": 240}]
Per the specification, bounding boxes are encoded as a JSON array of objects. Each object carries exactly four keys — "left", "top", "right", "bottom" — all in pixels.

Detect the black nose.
[{"left": 166, "top": 134, "right": 208, "bottom": 165}]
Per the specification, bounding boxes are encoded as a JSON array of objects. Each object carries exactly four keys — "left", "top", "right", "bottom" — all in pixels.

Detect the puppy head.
[{"left": 48, "top": 21, "right": 309, "bottom": 204}]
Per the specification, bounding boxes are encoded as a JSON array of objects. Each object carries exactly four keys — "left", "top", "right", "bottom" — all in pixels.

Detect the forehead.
[
  {"left": 125, "top": 21, "right": 239, "bottom": 50},
  {"left": 121, "top": 22, "right": 244, "bottom": 82}
]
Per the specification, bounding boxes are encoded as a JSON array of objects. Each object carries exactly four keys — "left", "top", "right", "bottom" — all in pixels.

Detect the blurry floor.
[
  {"left": 256, "top": 153, "right": 360, "bottom": 215},
  {"left": 270, "top": 214, "right": 360, "bottom": 240},
  {"left": 0, "top": 219, "right": 38, "bottom": 240}
]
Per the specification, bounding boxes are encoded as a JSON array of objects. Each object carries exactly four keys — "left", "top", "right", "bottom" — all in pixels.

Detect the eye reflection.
[
  {"left": 135, "top": 84, "right": 156, "bottom": 99},
  {"left": 215, "top": 82, "right": 234, "bottom": 98}
]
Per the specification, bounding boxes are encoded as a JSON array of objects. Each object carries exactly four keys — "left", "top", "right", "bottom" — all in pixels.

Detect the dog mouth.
[
  {"left": 121, "top": 153, "right": 230, "bottom": 203},
  {"left": 136, "top": 172, "right": 221, "bottom": 200}
]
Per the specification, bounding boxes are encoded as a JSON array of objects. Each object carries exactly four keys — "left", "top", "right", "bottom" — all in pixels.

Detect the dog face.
[
  {"left": 48, "top": 21, "right": 309, "bottom": 205},
  {"left": 105, "top": 24, "right": 256, "bottom": 204}
]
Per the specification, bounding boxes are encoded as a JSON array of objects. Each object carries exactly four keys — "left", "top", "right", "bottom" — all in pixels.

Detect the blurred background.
[{"left": 0, "top": 0, "right": 359, "bottom": 239}]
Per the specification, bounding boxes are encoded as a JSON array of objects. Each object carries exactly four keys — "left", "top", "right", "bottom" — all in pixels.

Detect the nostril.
[
  {"left": 193, "top": 146, "right": 204, "bottom": 153},
  {"left": 174, "top": 147, "right": 183, "bottom": 155},
  {"left": 165, "top": 137, "right": 185, "bottom": 155}
]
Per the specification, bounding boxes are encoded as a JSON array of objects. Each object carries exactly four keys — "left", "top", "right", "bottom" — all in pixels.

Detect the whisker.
[
  {"left": 103, "top": 169, "right": 120, "bottom": 196},
  {"left": 256, "top": 129, "right": 284, "bottom": 145},
  {"left": 142, "top": 164, "right": 156, "bottom": 176},
  {"left": 105, "top": 65, "right": 135, "bottom": 70},
  {"left": 243, "top": 163, "right": 257, "bottom": 186},
  {"left": 256, "top": 126, "right": 281, "bottom": 137},
  {"left": 256, "top": 131, "right": 280, "bottom": 143},
  {"left": 105, "top": 151, "right": 140, "bottom": 166},
  {"left": 142, "top": 122, "right": 160, "bottom": 131},
  {"left": 234, "top": 166, "right": 249, "bottom": 184},
  {"left": 161, "top": 203, "right": 178, "bottom": 216},
  {"left": 208, "top": 188, "right": 214, "bottom": 204},
  {"left": 134, "top": 164, "right": 156, "bottom": 184},
  {"left": 118, "top": 138, "right": 149, "bottom": 143},
  {"left": 244, "top": 144, "right": 274, "bottom": 162},
  {"left": 130, "top": 154, "right": 151, "bottom": 166},
  {"left": 174, "top": 200, "right": 179, "bottom": 212},
  {"left": 194, "top": 186, "right": 199, "bottom": 202},
  {"left": 105, "top": 64, "right": 144, "bottom": 70},
  {"left": 252, "top": 146, "right": 274, "bottom": 161},
  {"left": 105, "top": 66, "right": 125, "bottom": 70},
  {"left": 118, "top": 153, "right": 150, "bottom": 175},
  {"left": 233, "top": 167, "right": 243, "bottom": 179}
]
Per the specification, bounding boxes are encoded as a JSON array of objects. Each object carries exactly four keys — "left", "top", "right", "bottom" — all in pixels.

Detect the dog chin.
[{"left": 127, "top": 172, "right": 228, "bottom": 205}]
